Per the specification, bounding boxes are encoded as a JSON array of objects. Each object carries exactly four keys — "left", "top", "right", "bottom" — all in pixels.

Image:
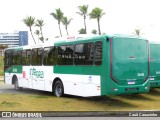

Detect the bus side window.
[
  {"left": 12, "top": 50, "right": 21, "bottom": 65},
  {"left": 26, "top": 50, "right": 31, "bottom": 65},
  {"left": 22, "top": 49, "right": 31, "bottom": 65},
  {"left": 57, "top": 45, "right": 73, "bottom": 65},
  {"left": 43, "top": 47, "right": 50, "bottom": 65},
  {"left": 75, "top": 43, "right": 94, "bottom": 65},
  {"left": 4, "top": 51, "right": 11, "bottom": 65},
  {"left": 43, "top": 47, "right": 56, "bottom": 66},
  {"left": 31, "top": 48, "right": 43, "bottom": 65},
  {"left": 31, "top": 48, "right": 37, "bottom": 65},
  {"left": 37, "top": 48, "right": 43, "bottom": 65},
  {"left": 51, "top": 47, "right": 57, "bottom": 65},
  {"left": 22, "top": 50, "right": 26, "bottom": 65},
  {"left": 95, "top": 41, "right": 102, "bottom": 65}
]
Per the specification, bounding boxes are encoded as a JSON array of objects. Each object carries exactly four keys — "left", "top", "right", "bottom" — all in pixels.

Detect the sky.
[{"left": 0, "top": 0, "right": 160, "bottom": 44}]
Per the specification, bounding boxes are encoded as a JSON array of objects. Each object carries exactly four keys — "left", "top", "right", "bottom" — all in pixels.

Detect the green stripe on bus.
[
  {"left": 54, "top": 66, "right": 102, "bottom": 75},
  {"left": 5, "top": 66, "right": 22, "bottom": 74}
]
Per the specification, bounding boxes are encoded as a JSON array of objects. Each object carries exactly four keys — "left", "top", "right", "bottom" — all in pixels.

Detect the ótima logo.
[{"left": 30, "top": 68, "right": 44, "bottom": 78}]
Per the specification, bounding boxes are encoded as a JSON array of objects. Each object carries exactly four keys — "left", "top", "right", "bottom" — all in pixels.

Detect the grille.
[
  {"left": 150, "top": 82, "right": 158, "bottom": 86},
  {"left": 125, "top": 87, "right": 139, "bottom": 91}
]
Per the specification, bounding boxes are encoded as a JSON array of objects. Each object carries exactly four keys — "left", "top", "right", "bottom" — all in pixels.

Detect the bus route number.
[
  {"left": 13, "top": 68, "right": 17, "bottom": 73},
  {"left": 137, "top": 73, "right": 144, "bottom": 77}
]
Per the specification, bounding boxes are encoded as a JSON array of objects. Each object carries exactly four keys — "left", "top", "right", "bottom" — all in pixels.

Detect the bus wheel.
[
  {"left": 53, "top": 81, "right": 64, "bottom": 97},
  {"left": 14, "top": 80, "right": 23, "bottom": 91}
]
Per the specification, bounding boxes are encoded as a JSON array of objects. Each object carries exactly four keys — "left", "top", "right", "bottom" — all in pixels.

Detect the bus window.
[
  {"left": 75, "top": 43, "right": 94, "bottom": 65},
  {"left": 43, "top": 47, "right": 56, "bottom": 66},
  {"left": 31, "top": 48, "right": 43, "bottom": 65},
  {"left": 95, "top": 41, "right": 102, "bottom": 65},
  {"left": 57, "top": 45, "right": 74, "bottom": 65},
  {"left": 12, "top": 50, "right": 21, "bottom": 65},
  {"left": 5, "top": 50, "right": 12, "bottom": 65},
  {"left": 22, "top": 49, "right": 31, "bottom": 65},
  {"left": 37, "top": 48, "right": 43, "bottom": 65},
  {"left": 26, "top": 50, "right": 31, "bottom": 65}
]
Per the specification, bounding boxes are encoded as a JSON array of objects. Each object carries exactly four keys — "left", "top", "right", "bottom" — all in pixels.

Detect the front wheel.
[
  {"left": 14, "top": 80, "right": 23, "bottom": 91},
  {"left": 53, "top": 81, "right": 64, "bottom": 97}
]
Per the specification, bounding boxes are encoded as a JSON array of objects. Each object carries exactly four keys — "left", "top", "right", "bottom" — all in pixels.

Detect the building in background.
[
  {"left": 0, "top": 31, "right": 28, "bottom": 47},
  {"left": 19, "top": 31, "right": 28, "bottom": 46},
  {"left": 0, "top": 31, "right": 28, "bottom": 56}
]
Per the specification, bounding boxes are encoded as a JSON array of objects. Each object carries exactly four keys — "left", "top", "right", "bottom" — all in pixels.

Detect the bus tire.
[
  {"left": 14, "top": 80, "right": 23, "bottom": 91},
  {"left": 53, "top": 81, "right": 64, "bottom": 97}
]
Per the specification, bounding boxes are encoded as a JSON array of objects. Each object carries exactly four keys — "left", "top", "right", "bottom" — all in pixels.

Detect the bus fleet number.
[{"left": 137, "top": 73, "right": 144, "bottom": 77}]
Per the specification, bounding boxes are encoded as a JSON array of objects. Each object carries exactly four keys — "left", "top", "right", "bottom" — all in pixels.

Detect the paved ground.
[{"left": 0, "top": 82, "right": 52, "bottom": 95}]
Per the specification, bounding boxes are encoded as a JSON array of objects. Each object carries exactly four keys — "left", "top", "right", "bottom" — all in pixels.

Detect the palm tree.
[
  {"left": 35, "top": 19, "right": 44, "bottom": 43},
  {"left": 34, "top": 30, "right": 40, "bottom": 43},
  {"left": 135, "top": 29, "right": 141, "bottom": 36},
  {"left": 61, "top": 17, "right": 72, "bottom": 36},
  {"left": 89, "top": 7, "right": 105, "bottom": 35},
  {"left": 23, "top": 16, "right": 36, "bottom": 44},
  {"left": 91, "top": 29, "right": 97, "bottom": 35},
  {"left": 50, "top": 8, "right": 64, "bottom": 37},
  {"left": 78, "top": 28, "right": 86, "bottom": 34},
  {"left": 76, "top": 5, "right": 88, "bottom": 34}
]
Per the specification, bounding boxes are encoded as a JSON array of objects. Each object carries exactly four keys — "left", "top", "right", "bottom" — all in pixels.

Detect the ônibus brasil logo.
[{"left": 30, "top": 68, "right": 44, "bottom": 78}]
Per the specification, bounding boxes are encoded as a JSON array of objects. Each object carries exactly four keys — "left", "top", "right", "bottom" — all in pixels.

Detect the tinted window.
[
  {"left": 12, "top": 50, "right": 21, "bottom": 65},
  {"left": 5, "top": 50, "right": 12, "bottom": 65},
  {"left": 75, "top": 43, "right": 94, "bottom": 65},
  {"left": 43, "top": 47, "right": 56, "bottom": 65},
  {"left": 22, "top": 49, "right": 31, "bottom": 65},
  {"left": 95, "top": 41, "right": 102, "bottom": 65},
  {"left": 31, "top": 48, "right": 43, "bottom": 65},
  {"left": 57, "top": 45, "right": 74, "bottom": 65}
]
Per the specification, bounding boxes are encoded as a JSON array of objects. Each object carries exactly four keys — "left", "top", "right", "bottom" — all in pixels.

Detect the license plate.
[{"left": 128, "top": 81, "right": 135, "bottom": 85}]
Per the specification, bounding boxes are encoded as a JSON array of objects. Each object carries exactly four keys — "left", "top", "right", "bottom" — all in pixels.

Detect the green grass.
[
  {"left": 0, "top": 88, "right": 160, "bottom": 111},
  {"left": 0, "top": 56, "right": 4, "bottom": 75}
]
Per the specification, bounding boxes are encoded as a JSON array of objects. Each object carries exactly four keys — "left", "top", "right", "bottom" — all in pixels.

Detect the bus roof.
[{"left": 4, "top": 34, "right": 147, "bottom": 51}]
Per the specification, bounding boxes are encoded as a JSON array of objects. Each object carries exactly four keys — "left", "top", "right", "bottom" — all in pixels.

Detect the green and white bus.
[
  {"left": 4, "top": 35, "right": 150, "bottom": 97},
  {"left": 149, "top": 42, "right": 160, "bottom": 87}
]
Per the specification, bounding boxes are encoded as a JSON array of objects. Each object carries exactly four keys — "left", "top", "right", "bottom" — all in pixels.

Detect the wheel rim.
[{"left": 55, "top": 84, "right": 62, "bottom": 97}]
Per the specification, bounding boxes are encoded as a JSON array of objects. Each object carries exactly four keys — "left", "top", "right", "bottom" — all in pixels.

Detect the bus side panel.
[
  {"left": 4, "top": 66, "right": 22, "bottom": 85},
  {"left": 54, "top": 74, "right": 101, "bottom": 97},
  {"left": 100, "top": 38, "right": 110, "bottom": 96},
  {"left": 22, "top": 66, "right": 53, "bottom": 92}
]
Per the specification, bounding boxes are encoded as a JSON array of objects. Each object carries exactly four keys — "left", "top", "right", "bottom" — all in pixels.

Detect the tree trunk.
[
  {"left": 97, "top": 18, "right": 101, "bottom": 35},
  {"left": 66, "top": 26, "right": 69, "bottom": 36},
  {"left": 40, "top": 27, "right": 44, "bottom": 43},
  {"left": 58, "top": 22, "right": 62, "bottom": 37},
  {"left": 30, "top": 27, "right": 36, "bottom": 44},
  {"left": 84, "top": 16, "right": 87, "bottom": 34}
]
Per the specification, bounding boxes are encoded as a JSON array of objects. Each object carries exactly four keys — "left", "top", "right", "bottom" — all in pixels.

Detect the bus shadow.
[
  {"left": 148, "top": 88, "right": 160, "bottom": 96},
  {"left": 65, "top": 95, "right": 137, "bottom": 108},
  {"left": 117, "top": 93, "right": 153, "bottom": 101}
]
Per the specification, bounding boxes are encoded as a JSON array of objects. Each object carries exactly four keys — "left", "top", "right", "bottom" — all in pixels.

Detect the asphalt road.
[{"left": 0, "top": 83, "right": 52, "bottom": 96}]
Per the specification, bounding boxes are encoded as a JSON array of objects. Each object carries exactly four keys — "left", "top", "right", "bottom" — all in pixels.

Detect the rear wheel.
[
  {"left": 53, "top": 81, "right": 64, "bottom": 97},
  {"left": 14, "top": 80, "right": 23, "bottom": 91}
]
